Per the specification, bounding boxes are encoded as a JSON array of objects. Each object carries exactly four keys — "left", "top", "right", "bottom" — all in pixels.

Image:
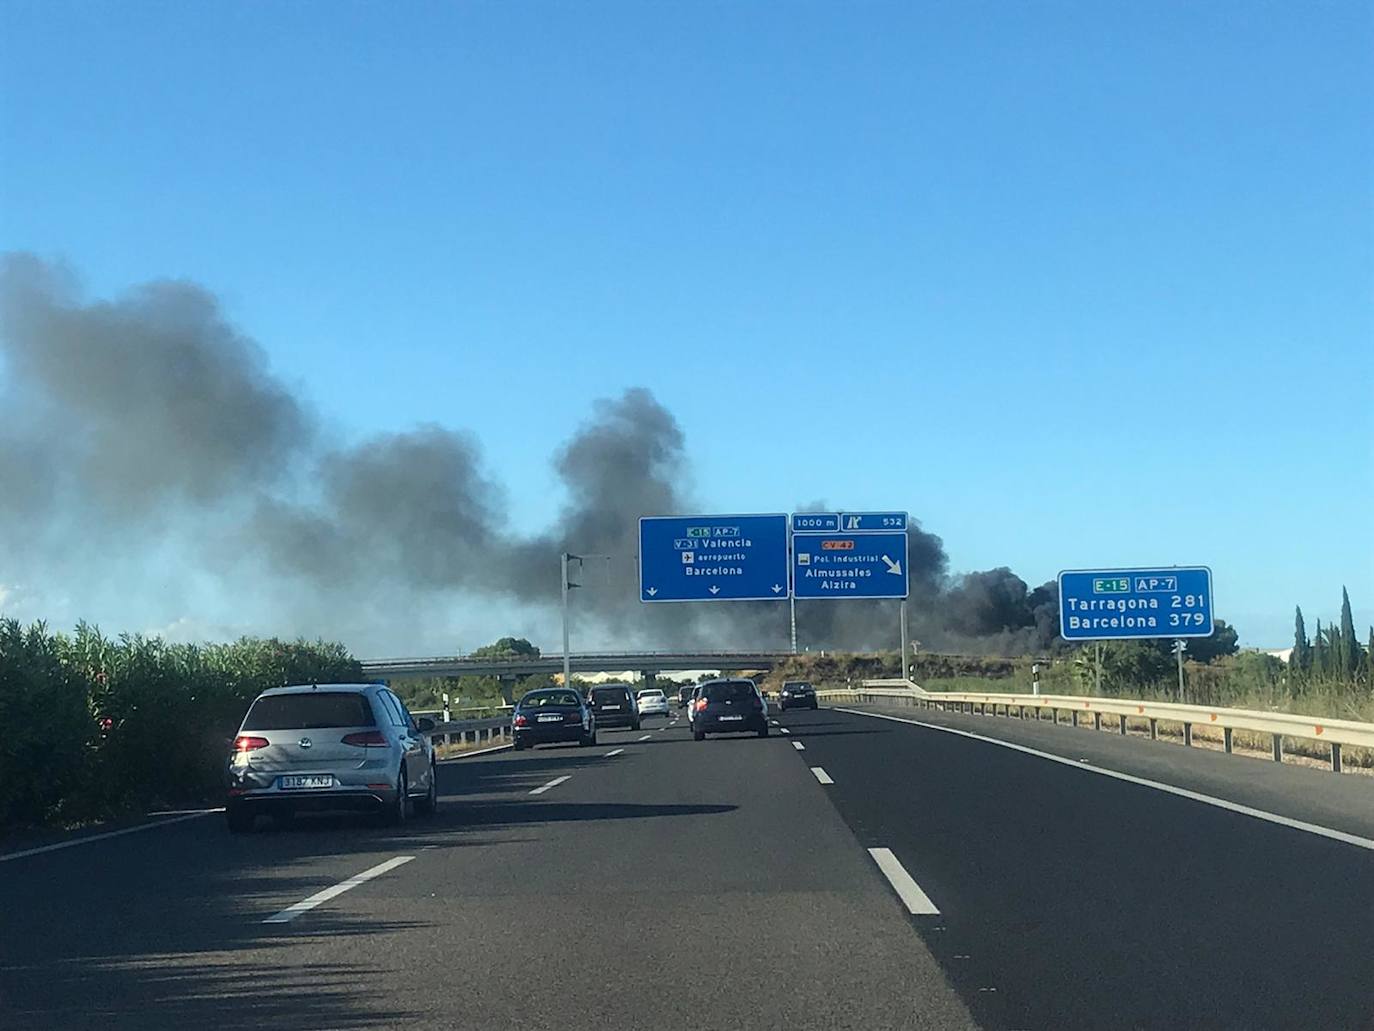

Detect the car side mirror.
[{"left": 416, "top": 717, "right": 436, "bottom": 733}]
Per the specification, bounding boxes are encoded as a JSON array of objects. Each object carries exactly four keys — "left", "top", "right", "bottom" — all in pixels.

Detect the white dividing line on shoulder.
[
  {"left": 792, "top": 741, "right": 806, "bottom": 751},
  {"left": 770, "top": 719, "right": 780, "bottom": 726},
  {"left": 868, "top": 847, "right": 941, "bottom": 915},
  {"left": 810, "top": 767, "right": 834, "bottom": 784},
  {"left": 834, "top": 707, "right": 1374, "bottom": 854},
  {"left": 637, "top": 734, "right": 652, "bottom": 742},
  {"left": 438, "top": 742, "right": 514, "bottom": 762},
  {"left": 0, "top": 809, "right": 222, "bottom": 863},
  {"left": 262, "top": 855, "right": 415, "bottom": 924},
  {"left": 605, "top": 748, "right": 625, "bottom": 757},
  {"left": 529, "top": 775, "right": 571, "bottom": 796},
  {"left": 779, "top": 727, "right": 790, "bottom": 735}
]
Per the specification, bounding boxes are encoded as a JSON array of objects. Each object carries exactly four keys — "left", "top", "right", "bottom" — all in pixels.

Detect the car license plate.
[
  {"left": 719, "top": 715, "right": 744, "bottom": 721},
  {"left": 280, "top": 774, "right": 333, "bottom": 790},
  {"left": 603, "top": 705, "right": 620, "bottom": 710},
  {"left": 537, "top": 713, "right": 562, "bottom": 722}
]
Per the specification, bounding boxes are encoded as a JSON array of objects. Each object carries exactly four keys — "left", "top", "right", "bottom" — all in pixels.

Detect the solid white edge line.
[
  {"left": 868, "top": 847, "right": 941, "bottom": 915},
  {"left": 605, "top": 748, "right": 625, "bottom": 757},
  {"left": 437, "top": 742, "right": 513, "bottom": 763},
  {"left": 529, "top": 775, "right": 571, "bottom": 795},
  {"left": 0, "top": 810, "right": 221, "bottom": 863},
  {"left": 810, "top": 766, "right": 834, "bottom": 784},
  {"left": 637, "top": 734, "right": 652, "bottom": 741},
  {"left": 263, "top": 855, "right": 415, "bottom": 924},
  {"left": 834, "top": 707, "right": 1374, "bottom": 853},
  {"left": 792, "top": 741, "right": 806, "bottom": 751}
]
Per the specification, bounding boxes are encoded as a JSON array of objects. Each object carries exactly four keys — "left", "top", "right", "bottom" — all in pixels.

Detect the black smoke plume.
[{"left": 0, "top": 254, "right": 1057, "bottom": 654}]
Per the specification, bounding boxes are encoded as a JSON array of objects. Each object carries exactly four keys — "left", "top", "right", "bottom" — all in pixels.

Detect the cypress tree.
[
  {"left": 1313, "top": 619, "right": 1328, "bottom": 676},
  {"left": 1367, "top": 627, "right": 1374, "bottom": 680},
  {"left": 1339, "top": 587, "right": 1359, "bottom": 678},
  {"left": 1292, "top": 606, "right": 1311, "bottom": 672}
]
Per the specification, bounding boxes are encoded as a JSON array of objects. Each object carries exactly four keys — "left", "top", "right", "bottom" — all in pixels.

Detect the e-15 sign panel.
[{"left": 1058, "top": 567, "right": 1214, "bottom": 640}]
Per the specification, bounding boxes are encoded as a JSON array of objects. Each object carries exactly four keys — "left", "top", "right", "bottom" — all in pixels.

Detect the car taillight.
[
  {"left": 234, "top": 735, "right": 269, "bottom": 752},
  {"left": 341, "top": 730, "right": 388, "bottom": 746},
  {"left": 514, "top": 714, "right": 529, "bottom": 728},
  {"left": 694, "top": 698, "right": 707, "bottom": 711}
]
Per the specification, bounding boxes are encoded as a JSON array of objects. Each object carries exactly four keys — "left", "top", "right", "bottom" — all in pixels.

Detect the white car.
[{"left": 635, "top": 689, "right": 670, "bottom": 718}]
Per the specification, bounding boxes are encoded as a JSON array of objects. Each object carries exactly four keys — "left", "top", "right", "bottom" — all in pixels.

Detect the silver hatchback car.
[{"left": 225, "top": 683, "right": 437, "bottom": 832}]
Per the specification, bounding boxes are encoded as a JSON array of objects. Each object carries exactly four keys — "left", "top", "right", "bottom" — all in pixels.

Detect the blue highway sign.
[
  {"left": 837, "top": 512, "right": 908, "bottom": 532},
  {"left": 1058, "top": 567, "right": 1214, "bottom": 640},
  {"left": 639, "top": 514, "right": 790, "bottom": 602},
  {"left": 792, "top": 531, "right": 910, "bottom": 599},
  {"left": 792, "top": 513, "right": 840, "bottom": 533}
]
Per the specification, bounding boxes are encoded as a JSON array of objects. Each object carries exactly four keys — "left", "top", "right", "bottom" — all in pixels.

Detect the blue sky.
[{"left": 2, "top": 2, "right": 1371, "bottom": 648}]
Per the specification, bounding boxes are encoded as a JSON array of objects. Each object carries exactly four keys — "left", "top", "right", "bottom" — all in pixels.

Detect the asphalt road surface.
[{"left": 2, "top": 702, "right": 1371, "bottom": 1030}]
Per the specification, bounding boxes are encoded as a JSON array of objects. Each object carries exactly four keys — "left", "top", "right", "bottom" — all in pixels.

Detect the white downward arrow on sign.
[
  {"left": 646, "top": 587, "right": 658, "bottom": 596},
  {"left": 709, "top": 586, "right": 720, "bottom": 595},
  {"left": 881, "top": 556, "right": 902, "bottom": 575},
  {"left": 771, "top": 584, "right": 783, "bottom": 593}
]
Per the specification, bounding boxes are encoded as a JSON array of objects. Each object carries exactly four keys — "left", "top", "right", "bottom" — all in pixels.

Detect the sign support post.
[
  {"left": 789, "top": 594, "right": 798, "bottom": 654},
  {"left": 1175, "top": 640, "right": 1186, "bottom": 702},
  {"left": 1094, "top": 642, "right": 1102, "bottom": 694},
  {"left": 899, "top": 599, "right": 909, "bottom": 680}
]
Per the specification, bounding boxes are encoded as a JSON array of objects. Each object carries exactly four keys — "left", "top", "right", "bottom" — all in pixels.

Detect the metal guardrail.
[
  {"left": 817, "top": 679, "right": 1374, "bottom": 774},
  {"left": 425, "top": 715, "right": 511, "bottom": 749}
]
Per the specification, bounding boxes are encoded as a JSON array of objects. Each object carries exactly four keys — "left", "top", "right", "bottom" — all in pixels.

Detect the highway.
[{"left": 3, "top": 702, "right": 1371, "bottom": 1030}]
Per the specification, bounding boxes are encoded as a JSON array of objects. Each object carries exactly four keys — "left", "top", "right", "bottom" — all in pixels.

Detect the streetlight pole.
[{"left": 561, "top": 552, "right": 580, "bottom": 690}]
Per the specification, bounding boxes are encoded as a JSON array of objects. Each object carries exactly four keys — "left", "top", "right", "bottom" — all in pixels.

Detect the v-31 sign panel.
[
  {"left": 639, "top": 514, "right": 790, "bottom": 602},
  {"left": 1058, "top": 567, "right": 1214, "bottom": 640}
]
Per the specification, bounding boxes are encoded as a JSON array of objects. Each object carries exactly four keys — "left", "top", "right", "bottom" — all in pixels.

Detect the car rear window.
[
  {"left": 637, "top": 690, "right": 664, "bottom": 700},
  {"left": 704, "top": 682, "right": 757, "bottom": 703},
  {"left": 522, "top": 691, "right": 582, "bottom": 708},
  {"left": 591, "top": 687, "right": 631, "bottom": 702},
  {"left": 242, "top": 692, "right": 376, "bottom": 730}
]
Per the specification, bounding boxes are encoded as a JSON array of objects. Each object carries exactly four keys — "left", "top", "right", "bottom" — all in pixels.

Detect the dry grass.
[
  {"left": 434, "top": 733, "right": 512, "bottom": 760},
  {"left": 954, "top": 705, "right": 1374, "bottom": 775}
]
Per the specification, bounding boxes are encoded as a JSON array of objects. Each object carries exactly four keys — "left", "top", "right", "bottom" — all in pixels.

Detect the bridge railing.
[{"left": 816, "top": 679, "right": 1374, "bottom": 774}]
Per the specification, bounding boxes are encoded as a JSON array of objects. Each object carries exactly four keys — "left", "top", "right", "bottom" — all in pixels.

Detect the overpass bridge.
[{"left": 360, "top": 650, "right": 792, "bottom": 681}]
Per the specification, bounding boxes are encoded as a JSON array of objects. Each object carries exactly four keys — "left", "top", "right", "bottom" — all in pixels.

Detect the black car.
[
  {"left": 779, "top": 680, "right": 818, "bottom": 711},
  {"left": 677, "top": 685, "right": 694, "bottom": 709},
  {"left": 587, "top": 684, "right": 640, "bottom": 730},
  {"left": 512, "top": 688, "right": 597, "bottom": 750},
  {"left": 692, "top": 678, "right": 768, "bottom": 740}
]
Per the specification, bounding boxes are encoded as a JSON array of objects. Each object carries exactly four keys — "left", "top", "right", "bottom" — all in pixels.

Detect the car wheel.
[
  {"left": 415, "top": 764, "right": 438, "bottom": 815},
  {"left": 382, "top": 765, "right": 408, "bottom": 826},
  {"left": 811, "top": 701, "right": 818, "bottom": 710},
  {"left": 226, "top": 803, "right": 254, "bottom": 834},
  {"left": 693, "top": 729, "right": 705, "bottom": 741},
  {"left": 632, "top": 719, "right": 641, "bottom": 731},
  {"left": 758, "top": 724, "right": 770, "bottom": 738},
  {"left": 513, "top": 738, "right": 527, "bottom": 751}
]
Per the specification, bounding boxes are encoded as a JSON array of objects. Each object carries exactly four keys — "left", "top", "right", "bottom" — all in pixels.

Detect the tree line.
[{"left": 1291, "top": 587, "right": 1372, "bottom": 683}]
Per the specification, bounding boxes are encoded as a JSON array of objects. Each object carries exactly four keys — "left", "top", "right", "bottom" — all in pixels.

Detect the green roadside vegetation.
[{"left": 0, "top": 619, "right": 361, "bottom": 833}]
